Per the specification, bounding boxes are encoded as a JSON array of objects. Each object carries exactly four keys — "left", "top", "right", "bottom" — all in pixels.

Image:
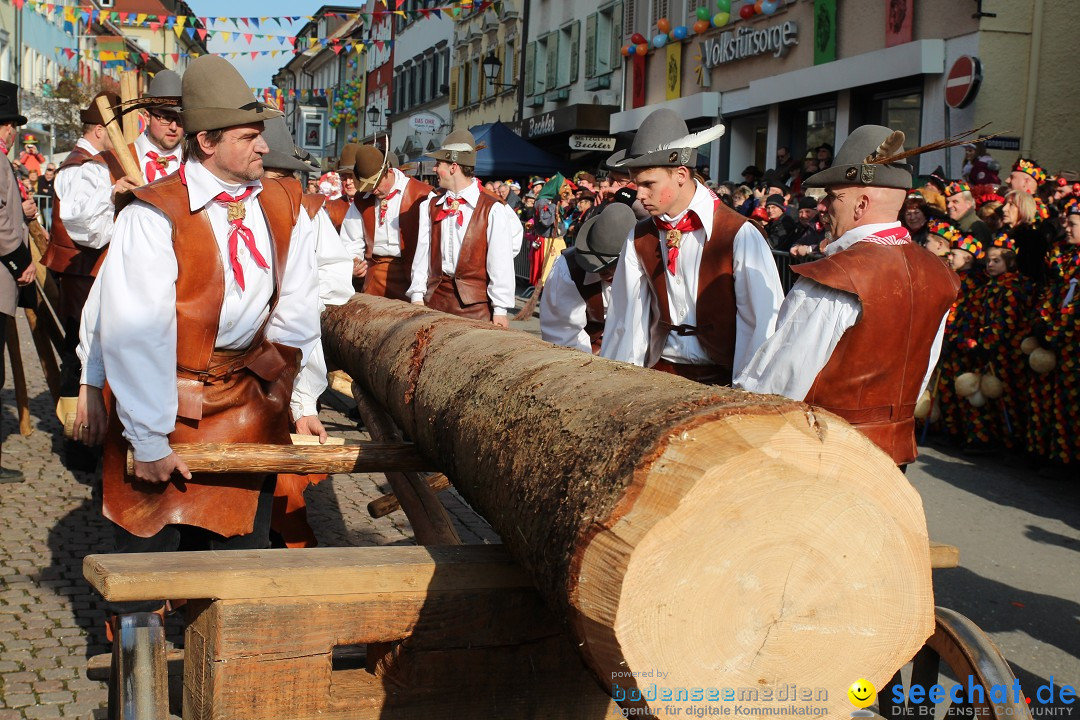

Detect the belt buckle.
[{"left": 673, "top": 323, "right": 697, "bottom": 336}]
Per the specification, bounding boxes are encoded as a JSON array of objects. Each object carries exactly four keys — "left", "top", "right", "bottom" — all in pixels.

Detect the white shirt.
[
  {"left": 407, "top": 181, "right": 517, "bottom": 316},
  {"left": 134, "top": 132, "right": 180, "bottom": 183},
  {"left": 735, "top": 221, "right": 947, "bottom": 400},
  {"left": 339, "top": 168, "right": 409, "bottom": 259},
  {"left": 55, "top": 138, "right": 115, "bottom": 249},
  {"left": 97, "top": 159, "right": 321, "bottom": 462},
  {"left": 312, "top": 205, "right": 355, "bottom": 312},
  {"left": 600, "top": 182, "right": 783, "bottom": 375},
  {"left": 539, "top": 252, "right": 610, "bottom": 353}
]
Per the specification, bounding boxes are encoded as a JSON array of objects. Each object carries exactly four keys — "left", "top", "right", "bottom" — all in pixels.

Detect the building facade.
[
  {"left": 610, "top": 0, "right": 1079, "bottom": 182},
  {"left": 448, "top": 0, "right": 522, "bottom": 132},
  {"left": 361, "top": 0, "right": 394, "bottom": 145}
]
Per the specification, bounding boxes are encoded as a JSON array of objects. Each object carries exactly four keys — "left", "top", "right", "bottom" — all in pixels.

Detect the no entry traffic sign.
[{"left": 945, "top": 55, "right": 982, "bottom": 109}]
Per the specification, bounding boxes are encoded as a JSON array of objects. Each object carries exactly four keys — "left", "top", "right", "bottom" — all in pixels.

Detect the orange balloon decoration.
[
  {"left": 693, "top": 19, "right": 711, "bottom": 34},
  {"left": 657, "top": 17, "right": 672, "bottom": 34},
  {"left": 636, "top": 42, "right": 650, "bottom": 55},
  {"left": 754, "top": 0, "right": 765, "bottom": 12}
]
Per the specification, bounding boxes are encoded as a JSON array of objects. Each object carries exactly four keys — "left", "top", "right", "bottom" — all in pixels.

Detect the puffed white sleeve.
[
  {"left": 56, "top": 163, "right": 116, "bottom": 250},
  {"left": 734, "top": 276, "right": 861, "bottom": 400},
  {"left": 539, "top": 254, "right": 590, "bottom": 352},
  {"left": 599, "top": 232, "right": 651, "bottom": 365},
  {"left": 77, "top": 272, "right": 106, "bottom": 388},
  {"left": 338, "top": 202, "right": 367, "bottom": 260},
  {"left": 408, "top": 196, "right": 434, "bottom": 302},
  {"left": 314, "top": 207, "right": 355, "bottom": 311},
  {"left": 499, "top": 202, "right": 524, "bottom": 258},
  {"left": 485, "top": 204, "right": 517, "bottom": 316},
  {"left": 99, "top": 200, "right": 178, "bottom": 462},
  {"left": 266, "top": 208, "right": 323, "bottom": 417},
  {"left": 730, "top": 222, "right": 785, "bottom": 378}
]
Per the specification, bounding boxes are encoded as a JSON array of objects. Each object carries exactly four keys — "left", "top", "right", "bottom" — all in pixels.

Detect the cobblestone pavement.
[{"left": 0, "top": 314, "right": 497, "bottom": 719}]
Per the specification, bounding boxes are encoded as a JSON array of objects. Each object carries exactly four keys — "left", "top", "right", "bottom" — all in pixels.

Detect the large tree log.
[{"left": 322, "top": 295, "right": 935, "bottom": 718}]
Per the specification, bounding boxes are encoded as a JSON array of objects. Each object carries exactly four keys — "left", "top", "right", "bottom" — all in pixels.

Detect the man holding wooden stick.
[
  {"left": 0, "top": 80, "right": 36, "bottom": 482},
  {"left": 92, "top": 56, "right": 321, "bottom": 600},
  {"left": 735, "top": 125, "right": 961, "bottom": 466},
  {"left": 600, "top": 108, "right": 784, "bottom": 385}
]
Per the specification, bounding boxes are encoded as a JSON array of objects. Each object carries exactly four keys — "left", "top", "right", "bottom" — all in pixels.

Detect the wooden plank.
[
  {"left": 120, "top": 72, "right": 140, "bottom": 143},
  {"left": 5, "top": 317, "right": 32, "bottom": 437},
  {"left": 24, "top": 304, "right": 61, "bottom": 402},
  {"left": 930, "top": 541, "right": 959, "bottom": 569},
  {"left": 368, "top": 474, "right": 451, "bottom": 519},
  {"left": 84, "top": 545, "right": 528, "bottom": 602},
  {"left": 123, "top": 441, "right": 434, "bottom": 476}
]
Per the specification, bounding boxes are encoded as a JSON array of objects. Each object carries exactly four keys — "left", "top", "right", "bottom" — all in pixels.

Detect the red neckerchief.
[
  {"left": 859, "top": 226, "right": 911, "bottom": 246},
  {"left": 144, "top": 150, "right": 177, "bottom": 182},
  {"left": 378, "top": 189, "right": 400, "bottom": 224},
  {"left": 655, "top": 211, "right": 703, "bottom": 274},
  {"left": 434, "top": 194, "right": 466, "bottom": 226}
]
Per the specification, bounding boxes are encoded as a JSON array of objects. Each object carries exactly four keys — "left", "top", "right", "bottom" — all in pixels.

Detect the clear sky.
[{"left": 183, "top": 0, "right": 349, "bottom": 88}]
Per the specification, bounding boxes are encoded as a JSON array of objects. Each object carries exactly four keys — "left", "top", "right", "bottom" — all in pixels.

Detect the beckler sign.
[{"left": 700, "top": 21, "right": 798, "bottom": 68}]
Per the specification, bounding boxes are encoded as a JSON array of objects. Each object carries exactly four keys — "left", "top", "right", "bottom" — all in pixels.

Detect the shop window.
[
  {"left": 504, "top": 40, "right": 516, "bottom": 88},
  {"left": 805, "top": 106, "right": 836, "bottom": 158},
  {"left": 651, "top": 0, "right": 670, "bottom": 33},
  {"left": 881, "top": 93, "right": 922, "bottom": 148},
  {"left": 587, "top": 2, "right": 622, "bottom": 79}
]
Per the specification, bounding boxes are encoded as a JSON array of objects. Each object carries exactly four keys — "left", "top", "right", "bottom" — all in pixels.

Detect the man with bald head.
[
  {"left": 1005, "top": 158, "right": 1044, "bottom": 196},
  {"left": 736, "top": 125, "right": 960, "bottom": 467}
]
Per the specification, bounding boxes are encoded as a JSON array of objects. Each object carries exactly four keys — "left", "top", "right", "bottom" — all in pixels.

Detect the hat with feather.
[
  {"left": 607, "top": 108, "right": 725, "bottom": 169},
  {"left": 804, "top": 125, "right": 913, "bottom": 189},
  {"left": 353, "top": 136, "right": 393, "bottom": 194},
  {"left": 424, "top": 129, "right": 486, "bottom": 168}
]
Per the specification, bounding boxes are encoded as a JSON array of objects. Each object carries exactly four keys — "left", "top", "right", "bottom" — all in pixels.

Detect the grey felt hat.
[
  {"left": 608, "top": 109, "right": 725, "bottom": 169},
  {"left": 424, "top": 129, "right": 480, "bottom": 167},
  {"left": 181, "top": 56, "right": 282, "bottom": 133},
  {"left": 261, "top": 111, "right": 318, "bottom": 174},
  {"left": 573, "top": 202, "right": 636, "bottom": 273},
  {"left": 147, "top": 70, "right": 182, "bottom": 101},
  {"left": 804, "top": 125, "right": 913, "bottom": 189}
]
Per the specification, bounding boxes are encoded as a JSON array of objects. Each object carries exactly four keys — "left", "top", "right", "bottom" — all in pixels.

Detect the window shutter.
[
  {"left": 546, "top": 33, "right": 558, "bottom": 91},
  {"left": 448, "top": 66, "right": 458, "bottom": 109},
  {"left": 585, "top": 13, "right": 597, "bottom": 79},
  {"left": 478, "top": 57, "right": 486, "bottom": 100},
  {"left": 612, "top": 2, "right": 624, "bottom": 69},
  {"left": 570, "top": 21, "right": 580, "bottom": 85},
  {"left": 524, "top": 41, "right": 535, "bottom": 96},
  {"left": 624, "top": 0, "right": 635, "bottom": 42}
]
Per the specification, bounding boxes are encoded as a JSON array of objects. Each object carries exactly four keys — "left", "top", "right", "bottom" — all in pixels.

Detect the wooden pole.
[
  {"left": 352, "top": 383, "right": 460, "bottom": 545},
  {"left": 322, "top": 295, "right": 936, "bottom": 718},
  {"left": 368, "top": 473, "right": 450, "bottom": 519},
  {"left": 4, "top": 317, "right": 32, "bottom": 437},
  {"left": 119, "top": 71, "right": 140, "bottom": 144},
  {"left": 123, "top": 441, "right": 434, "bottom": 477},
  {"left": 95, "top": 95, "right": 144, "bottom": 185},
  {"left": 23, "top": 302, "right": 60, "bottom": 402}
]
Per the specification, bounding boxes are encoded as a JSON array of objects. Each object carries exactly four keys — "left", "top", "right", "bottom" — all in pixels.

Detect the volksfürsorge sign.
[{"left": 700, "top": 20, "right": 798, "bottom": 68}]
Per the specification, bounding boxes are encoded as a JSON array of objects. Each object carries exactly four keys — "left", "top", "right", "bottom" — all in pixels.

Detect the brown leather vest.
[
  {"left": 102, "top": 171, "right": 304, "bottom": 539},
  {"left": 797, "top": 242, "right": 961, "bottom": 465},
  {"left": 301, "top": 192, "right": 326, "bottom": 220},
  {"left": 324, "top": 196, "right": 350, "bottom": 233},
  {"left": 43, "top": 144, "right": 132, "bottom": 277},
  {"left": 352, "top": 177, "right": 433, "bottom": 264},
  {"left": 563, "top": 248, "right": 606, "bottom": 354},
  {"left": 632, "top": 201, "right": 749, "bottom": 371},
  {"left": 425, "top": 190, "right": 500, "bottom": 306}
]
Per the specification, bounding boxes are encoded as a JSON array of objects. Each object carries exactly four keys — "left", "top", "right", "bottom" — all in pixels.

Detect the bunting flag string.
[
  {"left": 54, "top": 42, "right": 384, "bottom": 63},
  {"left": 23, "top": 0, "right": 500, "bottom": 32}
]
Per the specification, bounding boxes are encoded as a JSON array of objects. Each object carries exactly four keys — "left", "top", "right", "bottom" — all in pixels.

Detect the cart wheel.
[{"left": 877, "top": 607, "right": 1030, "bottom": 720}]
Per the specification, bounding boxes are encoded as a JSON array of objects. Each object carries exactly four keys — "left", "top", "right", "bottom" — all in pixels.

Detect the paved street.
[{"left": 0, "top": 310, "right": 1076, "bottom": 718}]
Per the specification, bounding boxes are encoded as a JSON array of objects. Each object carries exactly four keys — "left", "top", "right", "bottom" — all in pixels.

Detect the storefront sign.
[
  {"left": 699, "top": 21, "right": 798, "bottom": 68},
  {"left": 983, "top": 136, "right": 1020, "bottom": 152},
  {"left": 569, "top": 134, "right": 617, "bottom": 152},
  {"left": 527, "top": 113, "right": 556, "bottom": 138},
  {"left": 665, "top": 42, "right": 681, "bottom": 101},
  {"left": 409, "top": 112, "right": 442, "bottom": 132}
]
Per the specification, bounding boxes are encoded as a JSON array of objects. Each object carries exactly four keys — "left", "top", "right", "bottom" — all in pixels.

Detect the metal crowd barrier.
[{"left": 33, "top": 193, "right": 52, "bottom": 230}]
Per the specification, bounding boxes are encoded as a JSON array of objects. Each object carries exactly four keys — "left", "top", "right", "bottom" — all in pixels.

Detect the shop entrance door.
[{"left": 727, "top": 113, "right": 768, "bottom": 182}]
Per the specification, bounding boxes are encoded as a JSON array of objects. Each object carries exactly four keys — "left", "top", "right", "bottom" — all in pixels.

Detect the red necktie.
[
  {"left": 434, "top": 196, "right": 465, "bottom": 226},
  {"left": 654, "top": 211, "right": 702, "bottom": 274},
  {"left": 378, "top": 189, "right": 400, "bottom": 224},
  {"left": 144, "top": 150, "right": 176, "bottom": 182},
  {"left": 212, "top": 187, "right": 269, "bottom": 292}
]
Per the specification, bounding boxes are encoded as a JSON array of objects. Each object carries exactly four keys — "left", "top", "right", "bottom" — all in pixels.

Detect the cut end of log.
[{"left": 573, "top": 408, "right": 934, "bottom": 718}]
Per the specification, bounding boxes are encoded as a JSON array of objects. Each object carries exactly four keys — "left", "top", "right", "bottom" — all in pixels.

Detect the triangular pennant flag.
[
  {"left": 175, "top": 15, "right": 186, "bottom": 26},
  {"left": 240, "top": 17, "right": 250, "bottom": 27},
  {"left": 174, "top": 24, "right": 184, "bottom": 39},
  {"left": 250, "top": 51, "right": 258, "bottom": 59},
  {"left": 185, "top": 27, "right": 196, "bottom": 39},
  {"left": 172, "top": 53, "right": 179, "bottom": 64},
  {"left": 149, "top": 21, "right": 162, "bottom": 31},
  {"left": 220, "top": 31, "right": 231, "bottom": 41},
  {"left": 432, "top": 8, "right": 441, "bottom": 17},
  {"left": 250, "top": 17, "right": 259, "bottom": 28},
  {"left": 243, "top": 33, "right": 253, "bottom": 43},
  {"left": 197, "top": 27, "right": 207, "bottom": 40},
  {"left": 141, "top": 52, "right": 149, "bottom": 63},
  {"left": 332, "top": 44, "right": 343, "bottom": 55},
  {"left": 12, "top": 0, "right": 23, "bottom": 9}
]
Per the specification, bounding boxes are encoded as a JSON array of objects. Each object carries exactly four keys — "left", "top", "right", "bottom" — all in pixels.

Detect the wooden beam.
[
  {"left": 929, "top": 541, "right": 960, "bottom": 569},
  {"left": 367, "top": 474, "right": 451, "bottom": 519},
  {"left": 84, "top": 545, "right": 528, "bottom": 602},
  {"left": 5, "top": 317, "right": 32, "bottom": 437},
  {"left": 123, "top": 441, "right": 433, "bottom": 476}
]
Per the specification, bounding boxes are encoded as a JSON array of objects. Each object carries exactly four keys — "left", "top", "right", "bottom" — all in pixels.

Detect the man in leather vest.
[
  {"left": 408, "top": 129, "right": 518, "bottom": 326},
  {"left": 600, "top": 109, "right": 784, "bottom": 385},
  {"left": 0, "top": 80, "right": 36, "bottom": 483},
  {"left": 92, "top": 56, "right": 323, "bottom": 607},
  {"left": 341, "top": 143, "right": 432, "bottom": 299},
  {"left": 736, "top": 125, "right": 961, "bottom": 467},
  {"left": 540, "top": 202, "right": 636, "bottom": 354}
]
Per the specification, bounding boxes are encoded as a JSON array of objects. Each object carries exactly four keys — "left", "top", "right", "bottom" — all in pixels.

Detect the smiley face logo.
[{"left": 848, "top": 678, "right": 877, "bottom": 709}]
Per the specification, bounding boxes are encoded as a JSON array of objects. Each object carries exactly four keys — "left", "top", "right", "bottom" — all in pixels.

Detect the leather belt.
[{"left": 659, "top": 321, "right": 713, "bottom": 337}]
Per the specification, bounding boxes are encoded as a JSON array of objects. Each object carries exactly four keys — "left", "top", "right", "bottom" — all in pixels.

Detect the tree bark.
[{"left": 322, "top": 295, "right": 935, "bottom": 718}]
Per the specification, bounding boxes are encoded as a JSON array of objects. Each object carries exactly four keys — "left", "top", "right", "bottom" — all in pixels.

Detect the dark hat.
[
  {"left": 608, "top": 109, "right": 725, "bottom": 169},
  {"left": 260, "top": 111, "right": 318, "bottom": 174},
  {"left": 765, "top": 194, "right": 786, "bottom": 209},
  {"left": 804, "top": 125, "right": 912, "bottom": 190},
  {"left": 574, "top": 202, "right": 636, "bottom": 273},
  {"left": 797, "top": 196, "right": 819, "bottom": 210},
  {"left": 577, "top": 190, "right": 596, "bottom": 202},
  {"left": 0, "top": 81, "right": 27, "bottom": 126},
  {"left": 336, "top": 143, "right": 361, "bottom": 176},
  {"left": 181, "top": 56, "right": 282, "bottom": 133},
  {"left": 353, "top": 142, "right": 392, "bottom": 194},
  {"left": 741, "top": 165, "right": 762, "bottom": 178},
  {"left": 816, "top": 143, "right": 834, "bottom": 154},
  {"left": 79, "top": 92, "right": 122, "bottom": 126},
  {"left": 926, "top": 166, "right": 947, "bottom": 194},
  {"left": 425, "top": 128, "right": 480, "bottom": 167}
]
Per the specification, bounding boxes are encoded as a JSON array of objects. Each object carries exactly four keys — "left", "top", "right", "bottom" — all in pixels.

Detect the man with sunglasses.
[
  {"left": 134, "top": 70, "right": 184, "bottom": 183},
  {"left": 540, "top": 203, "right": 636, "bottom": 354}
]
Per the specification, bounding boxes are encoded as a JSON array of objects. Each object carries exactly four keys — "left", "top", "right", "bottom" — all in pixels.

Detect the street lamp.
[
  {"left": 481, "top": 52, "right": 516, "bottom": 90},
  {"left": 367, "top": 105, "right": 382, "bottom": 129}
]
